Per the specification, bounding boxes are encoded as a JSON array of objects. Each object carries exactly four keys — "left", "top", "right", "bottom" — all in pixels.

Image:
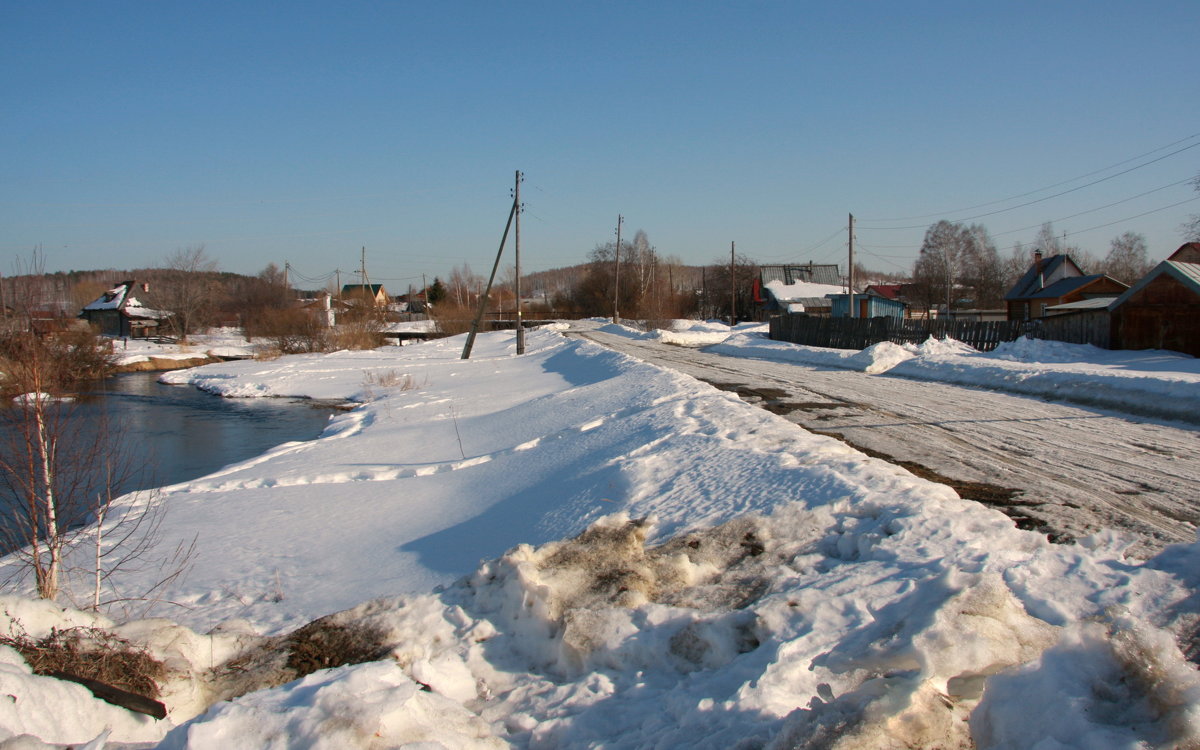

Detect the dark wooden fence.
[{"left": 769, "top": 315, "right": 1034, "bottom": 352}]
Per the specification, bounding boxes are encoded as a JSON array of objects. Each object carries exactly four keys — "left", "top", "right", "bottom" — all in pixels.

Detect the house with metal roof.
[
  {"left": 759, "top": 263, "right": 842, "bottom": 287},
  {"left": 1109, "top": 245, "right": 1200, "bottom": 356}
]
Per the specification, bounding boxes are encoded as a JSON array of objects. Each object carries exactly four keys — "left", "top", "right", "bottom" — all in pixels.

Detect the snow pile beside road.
[{"left": 710, "top": 331, "right": 1200, "bottom": 423}]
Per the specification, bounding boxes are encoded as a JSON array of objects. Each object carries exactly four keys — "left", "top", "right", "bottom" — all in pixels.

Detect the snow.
[
  {"left": 762, "top": 279, "right": 845, "bottom": 302},
  {"left": 677, "top": 321, "right": 1200, "bottom": 423},
  {"left": 0, "top": 322, "right": 1198, "bottom": 748},
  {"left": 109, "top": 330, "right": 254, "bottom": 366}
]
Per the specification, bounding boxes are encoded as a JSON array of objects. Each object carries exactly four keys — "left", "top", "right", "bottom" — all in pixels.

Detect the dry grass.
[
  {"left": 362, "top": 369, "right": 415, "bottom": 389},
  {"left": 283, "top": 619, "right": 391, "bottom": 678},
  {"left": 428, "top": 303, "right": 486, "bottom": 338},
  {"left": 0, "top": 625, "right": 165, "bottom": 699}
]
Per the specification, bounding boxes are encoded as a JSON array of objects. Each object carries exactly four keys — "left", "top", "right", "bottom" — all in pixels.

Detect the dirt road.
[{"left": 572, "top": 329, "right": 1200, "bottom": 558}]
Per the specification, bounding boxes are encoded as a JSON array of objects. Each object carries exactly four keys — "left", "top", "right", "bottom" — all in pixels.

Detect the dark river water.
[
  {"left": 80, "top": 371, "right": 336, "bottom": 488},
  {"left": 0, "top": 372, "right": 335, "bottom": 546}
]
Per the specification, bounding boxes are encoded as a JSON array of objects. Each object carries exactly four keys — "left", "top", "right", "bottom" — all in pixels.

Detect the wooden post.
[
  {"left": 848, "top": 214, "right": 856, "bottom": 319},
  {"left": 514, "top": 170, "right": 525, "bottom": 355},
  {"left": 461, "top": 197, "right": 518, "bottom": 360},
  {"left": 729, "top": 241, "right": 736, "bottom": 327},
  {"left": 613, "top": 214, "right": 623, "bottom": 324}
]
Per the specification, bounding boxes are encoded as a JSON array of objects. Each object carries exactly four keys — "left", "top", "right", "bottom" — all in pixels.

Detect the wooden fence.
[{"left": 768, "top": 315, "right": 1034, "bottom": 352}]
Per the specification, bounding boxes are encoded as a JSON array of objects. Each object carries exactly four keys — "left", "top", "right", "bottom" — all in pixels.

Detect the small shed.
[
  {"left": 79, "top": 281, "right": 172, "bottom": 338},
  {"left": 1109, "top": 250, "right": 1200, "bottom": 357},
  {"left": 828, "top": 292, "right": 906, "bottom": 320}
]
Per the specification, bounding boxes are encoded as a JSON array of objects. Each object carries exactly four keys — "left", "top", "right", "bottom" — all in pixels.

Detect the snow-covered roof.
[
  {"left": 81, "top": 280, "right": 173, "bottom": 319},
  {"left": 82, "top": 282, "right": 133, "bottom": 311},
  {"left": 760, "top": 263, "right": 841, "bottom": 286},
  {"left": 762, "top": 279, "right": 844, "bottom": 303}
]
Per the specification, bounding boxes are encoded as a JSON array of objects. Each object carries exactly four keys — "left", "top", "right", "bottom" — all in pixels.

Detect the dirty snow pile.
[{"left": 0, "top": 326, "right": 1198, "bottom": 748}]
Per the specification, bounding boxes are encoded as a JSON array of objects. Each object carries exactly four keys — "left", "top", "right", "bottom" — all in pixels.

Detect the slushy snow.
[{"left": 0, "top": 322, "right": 1197, "bottom": 748}]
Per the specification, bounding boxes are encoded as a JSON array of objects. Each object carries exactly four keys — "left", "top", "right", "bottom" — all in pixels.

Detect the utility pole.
[
  {"left": 729, "top": 241, "right": 736, "bottom": 327},
  {"left": 514, "top": 170, "right": 525, "bottom": 355},
  {"left": 335, "top": 269, "right": 341, "bottom": 296},
  {"left": 361, "top": 247, "right": 370, "bottom": 288},
  {"left": 613, "top": 214, "right": 623, "bottom": 324},
  {"left": 462, "top": 191, "right": 518, "bottom": 360},
  {"left": 283, "top": 261, "right": 290, "bottom": 296},
  {"left": 848, "top": 214, "right": 856, "bottom": 319}
]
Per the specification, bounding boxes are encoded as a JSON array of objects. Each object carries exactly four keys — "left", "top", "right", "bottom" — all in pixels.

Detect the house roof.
[
  {"left": 762, "top": 279, "right": 843, "bottom": 303},
  {"left": 1168, "top": 242, "right": 1200, "bottom": 264},
  {"left": 1045, "top": 297, "right": 1116, "bottom": 313},
  {"left": 1004, "top": 254, "right": 1078, "bottom": 300},
  {"left": 341, "top": 284, "right": 386, "bottom": 295},
  {"left": 1026, "top": 274, "right": 1109, "bottom": 300},
  {"left": 81, "top": 280, "right": 172, "bottom": 318},
  {"left": 865, "top": 284, "right": 903, "bottom": 300},
  {"left": 760, "top": 264, "right": 841, "bottom": 287},
  {"left": 1109, "top": 260, "right": 1200, "bottom": 310}
]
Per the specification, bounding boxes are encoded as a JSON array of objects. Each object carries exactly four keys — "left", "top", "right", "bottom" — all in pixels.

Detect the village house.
[
  {"left": 1004, "top": 252, "right": 1128, "bottom": 321},
  {"left": 756, "top": 264, "right": 844, "bottom": 315},
  {"left": 340, "top": 283, "right": 390, "bottom": 307},
  {"left": 79, "top": 280, "right": 172, "bottom": 338}
]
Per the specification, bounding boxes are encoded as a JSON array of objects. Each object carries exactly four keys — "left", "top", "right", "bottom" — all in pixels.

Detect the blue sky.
[{"left": 3, "top": 1, "right": 1199, "bottom": 290}]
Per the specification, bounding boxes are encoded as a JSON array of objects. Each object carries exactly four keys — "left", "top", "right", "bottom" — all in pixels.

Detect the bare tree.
[
  {"left": 145, "top": 245, "right": 220, "bottom": 341},
  {"left": 703, "top": 253, "right": 759, "bottom": 324},
  {"left": 1101, "top": 231, "right": 1153, "bottom": 284},
  {"left": 1183, "top": 173, "right": 1200, "bottom": 241},
  {"left": 913, "top": 220, "right": 973, "bottom": 313},
  {"left": 0, "top": 253, "right": 189, "bottom": 606}
]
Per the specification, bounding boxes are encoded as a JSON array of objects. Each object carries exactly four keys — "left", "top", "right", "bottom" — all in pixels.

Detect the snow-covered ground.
[
  {"left": 108, "top": 329, "right": 254, "bottom": 367},
  {"left": 1, "top": 322, "right": 1198, "bottom": 748}
]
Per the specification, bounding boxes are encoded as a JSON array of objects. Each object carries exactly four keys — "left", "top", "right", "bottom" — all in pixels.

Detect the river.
[{"left": 0, "top": 371, "right": 335, "bottom": 548}]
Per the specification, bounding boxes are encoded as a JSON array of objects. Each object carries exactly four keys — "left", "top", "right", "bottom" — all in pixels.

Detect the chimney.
[{"left": 1034, "top": 250, "right": 1044, "bottom": 290}]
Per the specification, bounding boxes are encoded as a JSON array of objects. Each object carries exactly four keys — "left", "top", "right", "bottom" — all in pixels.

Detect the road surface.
[{"left": 571, "top": 329, "right": 1200, "bottom": 559}]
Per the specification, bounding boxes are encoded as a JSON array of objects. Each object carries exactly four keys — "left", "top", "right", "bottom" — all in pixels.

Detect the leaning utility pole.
[
  {"left": 613, "top": 214, "right": 623, "bottom": 324},
  {"left": 462, "top": 187, "right": 519, "bottom": 360},
  {"left": 848, "top": 213, "right": 856, "bottom": 318},
  {"left": 514, "top": 170, "right": 525, "bottom": 355},
  {"left": 729, "top": 241, "right": 736, "bottom": 327}
]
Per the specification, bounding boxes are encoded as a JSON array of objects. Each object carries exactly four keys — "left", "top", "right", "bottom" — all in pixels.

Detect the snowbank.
[{"left": 709, "top": 332, "right": 1200, "bottom": 423}]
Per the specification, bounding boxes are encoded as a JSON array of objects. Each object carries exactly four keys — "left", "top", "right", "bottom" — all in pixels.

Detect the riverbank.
[{"left": 108, "top": 329, "right": 256, "bottom": 372}]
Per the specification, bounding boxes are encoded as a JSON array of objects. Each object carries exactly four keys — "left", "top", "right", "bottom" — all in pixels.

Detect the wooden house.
[
  {"left": 340, "top": 284, "right": 390, "bottom": 306},
  {"left": 79, "top": 280, "right": 172, "bottom": 338},
  {"left": 1108, "top": 244, "right": 1200, "bottom": 356},
  {"left": 1005, "top": 252, "right": 1127, "bottom": 320}
]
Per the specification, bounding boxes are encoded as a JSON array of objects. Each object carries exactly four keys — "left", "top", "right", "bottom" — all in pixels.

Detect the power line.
[
  {"left": 859, "top": 142, "right": 1199, "bottom": 231},
  {"left": 858, "top": 131, "right": 1200, "bottom": 225},
  {"left": 991, "top": 177, "right": 1195, "bottom": 238},
  {"left": 1063, "top": 196, "right": 1200, "bottom": 237}
]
